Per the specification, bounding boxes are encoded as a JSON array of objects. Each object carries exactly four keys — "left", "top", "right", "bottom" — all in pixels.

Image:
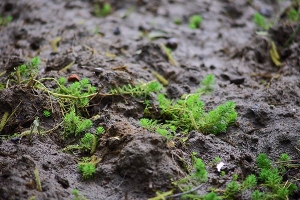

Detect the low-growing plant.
[
  {"left": 0, "top": 15, "right": 12, "bottom": 26},
  {"left": 189, "top": 15, "right": 202, "bottom": 29},
  {"left": 94, "top": 3, "right": 111, "bottom": 17},
  {"left": 72, "top": 189, "right": 87, "bottom": 200},
  {"left": 11, "top": 57, "right": 41, "bottom": 84},
  {"left": 63, "top": 110, "right": 92, "bottom": 138},
  {"left": 110, "top": 81, "right": 162, "bottom": 97},
  {"left": 161, "top": 152, "right": 298, "bottom": 200},
  {"left": 288, "top": 8, "right": 300, "bottom": 21},
  {"left": 54, "top": 78, "right": 97, "bottom": 109},
  {"left": 78, "top": 155, "right": 101, "bottom": 180},
  {"left": 43, "top": 110, "right": 51, "bottom": 118},
  {"left": 96, "top": 126, "right": 105, "bottom": 135},
  {"left": 253, "top": 13, "right": 272, "bottom": 30},
  {"left": 141, "top": 75, "right": 237, "bottom": 135}
]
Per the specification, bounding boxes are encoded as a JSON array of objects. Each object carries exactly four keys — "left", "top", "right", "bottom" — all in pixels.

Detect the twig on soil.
[{"left": 34, "top": 166, "right": 42, "bottom": 191}]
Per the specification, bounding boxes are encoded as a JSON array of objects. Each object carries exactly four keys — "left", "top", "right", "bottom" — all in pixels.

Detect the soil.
[{"left": 0, "top": 0, "right": 300, "bottom": 200}]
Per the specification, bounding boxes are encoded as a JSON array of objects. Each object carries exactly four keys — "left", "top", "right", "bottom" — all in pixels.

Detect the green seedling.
[
  {"left": 94, "top": 3, "right": 111, "bottom": 17},
  {"left": 157, "top": 152, "right": 298, "bottom": 199},
  {"left": 253, "top": 13, "right": 272, "bottom": 30},
  {"left": 0, "top": 15, "right": 12, "bottom": 26},
  {"left": 110, "top": 81, "right": 162, "bottom": 97},
  {"left": 78, "top": 155, "right": 101, "bottom": 180},
  {"left": 54, "top": 77, "right": 97, "bottom": 108},
  {"left": 254, "top": 153, "right": 297, "bottom": 199},
  {"left": 72, "top": 189, "right": 87, "bottom": 200},
  {"left": 140, "top": 75, "right": 237, "bottom": 136},
  {"left": 13, "top": 57, "right": 41, "bottom": 84},
  {"left": 43, "top": 110, "right": 51, "bottom": 118},
  {"left": 189, "top": 15, "right": 202, "bottom": 29},
  {"left": 288, "top": 8, "right": 300, "bottom": 21},
  {"left": 96, "top": 126, "right": 105, "bottom": 135},
  {"left": 63, "top": 110, "right": 92, "bottom": 138}
]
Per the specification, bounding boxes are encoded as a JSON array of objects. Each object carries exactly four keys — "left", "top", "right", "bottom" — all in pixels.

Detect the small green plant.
[
  {"left": 79, "top": 133, "right": 97, "bottom": 154},
  {"left": 189, "top": 15, "right": 202, "bottom": 29},
  {"left": 43, "top": 110, "right": 51, "bottom": 118},
  {"left": 110, "top": 81, "right": 162, "bottom": 97},
  {"left": 288, "top": 8, "right": 300, "bottom": 21},
  {"left": 140, "top": 75, "right": 237, "bottom": 136},
  {"left": 172, "top": 152, "right": 209, "bottom": 199},
  {"left": 253, "top": 153, "right": 297, "bottom": 199},
  {"left": 14, "top": 57, "right": 41, "bottom": 83},
  {"left": 96, "top": 126, "right": 105, "bottom": 135},
  {"left": 78, "top": 155, "right": 101, "bottom": 180},
  {"left": 253, "top": 13, "right": 272, "bottom": 30},
  {"left": 72, "top": 189, "right": 87, "bottom": 200},
  {"left": 0, "top": 15, "right": 12, "bottom": 26},
  {"left": 54, "top": 78, "right": 96, "bottom": 108},
  {"left": 220, "top": 171, "right": 226, "bottom": 176},
  {"left": 140, "top": 118, "right": 176, "bottom": 139},
  {"left": 63, "top": 110, "right": 93, "bottom": 138},
  {"left": 94, "top": 3, "right": 111, "bottom": 17}
]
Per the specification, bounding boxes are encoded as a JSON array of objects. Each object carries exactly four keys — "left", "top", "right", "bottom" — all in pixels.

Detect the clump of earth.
[{"left": 0, "top": 0, "right": 299, "bottom": 199}]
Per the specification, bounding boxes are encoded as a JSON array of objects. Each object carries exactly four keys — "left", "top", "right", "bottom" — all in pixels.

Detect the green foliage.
[
  {"left": 203, "top": 192, "right": 220, "bottom": 200},
  {"left": 0, "top": 15, "right": 12, "bottom": 26},
  {"left": 94, "top": 3, "right": 111, "bottom": 17},
  {"left": 278, "top": 153, "right": 290, "bottom": 162},
  {"left": 256, "top": 153, "right": 272, "bottom": 169},
  {"left": 54, "top": 78, "right": 96, "bottom": 108},
  {"left": 253, "top": 13, "right": 272, "bottom": 30},
  {"left": 63, "top": 110, "right": 92, "bottom": 137},
  {"left": 288, "top": 9, "right": 300, "bottom": 22},
  {"left": 43, "top": 110, "right": 51, "bottom": 118},
  {"left": 15, "top": 57, "right": 41, "bottom": 82},
  {"left": 224, "top": 181, "right": 240, "bottom": 198},
  {"left": 96, "top": 126, "right": 105, "bottom": 135},
  {"left": 255, "top": 153, "right": 297, "bottom": 199},
  {"left": 211, "top": 156, "right": 221, "bottom": 165},
  {"left": 78, "top": 163, "right": 96, "bottom": 179},
  {"left": 232, "top": 174, "right": 238, "bottom": 181},
  {"left": 157, "top": 94, "right": 237, "bottom": 134},
  {"left": 80, "top": 133, "right": 97, "bottom": 153},
  {"left": 201, "top": 101, "right": 237, "bottom": 134},
  {"left": 139, "top": 118, "right": 176, "bottom": 140},
  {"left": 72, "top": 189, "right": 87, "bottom": 200},
  {"left": 242, "top": 174, "right": 257, "bottom": 189},
  {"left": 191, "top": 154, "right": 208, "bottom": 182},
  {"left": 251, "top": 190, "right": 266, "bottom": 200},
  {"left": 174, "top": 153, "right": 210, "bottom": 199},
  {"left": 78, "top": 156, "right": 100, "bottom": 180},
  {"left": 220, "top": 171, "right": 226, "bottom": 176},
  {"left": 110, "top": 81, "right": 162, "bottom": 97},
  {"left": 140, "top": 75, "right": 237, "bottom": 136},
  {"left": 189, "top": 15, "right": 202, "bottom": 29}
]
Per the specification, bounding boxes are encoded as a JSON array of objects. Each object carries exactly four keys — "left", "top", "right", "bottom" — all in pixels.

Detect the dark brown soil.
[{"left": 0, "top": 0, "right": 299, "bottom": 199}]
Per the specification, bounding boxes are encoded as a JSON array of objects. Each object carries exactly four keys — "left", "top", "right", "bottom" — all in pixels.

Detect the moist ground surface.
[{"left": 0, "top": 0, "right": 299, "bottom": 200}]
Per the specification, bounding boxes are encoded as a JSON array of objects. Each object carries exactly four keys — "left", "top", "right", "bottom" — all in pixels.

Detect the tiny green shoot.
[
  {"left": 288, "top": 8, "right": 300, "bottom": 22},
  {"left": 0, "top": 15, "right": 12, "bottom": 26},
  {"left": 253, "top": 13, "right": 272, "bottom": 30},
  {"left": 43, "top": 110, "right": 51, "bottom": 118},
  {"left": 94, "top": 3, "right": 111, "bottom": 17},
  {"left": 189, "top": 15, "right": 202, "bottom": 29}
]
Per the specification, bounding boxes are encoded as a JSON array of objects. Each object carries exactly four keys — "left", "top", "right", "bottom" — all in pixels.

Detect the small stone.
[
  {"left": 67, "top": 74, "right": 80, "bottom": 82},
  {"left": 113, "top": 27, "right": 121, "bottom": 35},
  {"left": 166, "top": 38, "right": 178, "bottom": 50}
]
